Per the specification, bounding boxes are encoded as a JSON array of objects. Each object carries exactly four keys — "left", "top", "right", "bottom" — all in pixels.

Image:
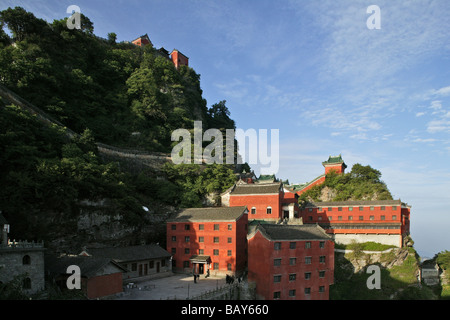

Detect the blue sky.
[{"left": 2, "top": 0, "right": 450, "bottom": 258}]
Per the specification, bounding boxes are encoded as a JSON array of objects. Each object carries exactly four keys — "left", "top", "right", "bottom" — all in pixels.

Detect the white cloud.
[
  {"left": 416, "top": 112, "right": 426, "bottom": 117},
  {"left": 427, "top": 119, "right": 450, "bottom": 134},
  {"left": 433, "top": 86, "right": 450, "bottom": 96}
]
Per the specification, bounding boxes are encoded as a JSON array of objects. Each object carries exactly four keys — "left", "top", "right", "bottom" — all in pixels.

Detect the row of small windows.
[
  {"left": 307, "top": 206, "right": 397, "bottom": 212},
  {"left": 274, "top": 255, "right": 327, "bottom": 266},
  {"left": 325, "top": 224, "right": 401, "bottom": 230},
  {"left": 308, "top": 215, "right": 398, "bottom": 221},
  {"left": 274, "top": 270, "right": 327, "bottom": 282},
  {"left": 123, "top": 260, "right": 166, "bottom": 272},
  {"left": 251, "top": 207, "right": 272, "bottom": 214},
  {"left": 172, "top": 224, "right": 234, "bottom": 231},
  {"left": 273, "top": 286, "right": 325, "bottom": 299},
  {"left": 274, "top": 241, "right": 326, "bottom": 250},
  {"left": 172, "top": 248, "right": 233, "bottom": 256},
  {"left": 171, "top": 236, "right": 233, "bottom": 243}
]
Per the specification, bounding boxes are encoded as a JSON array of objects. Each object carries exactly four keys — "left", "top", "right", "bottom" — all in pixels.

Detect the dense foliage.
[
  {"left": 0, "top": 7, "right": 235, "bottom": 151},
  {"left": 0, "top": 7, "right": 238, "bottom": 241},
  {"left": 298, "top": 163, "right": 393, "bottom": 204}
]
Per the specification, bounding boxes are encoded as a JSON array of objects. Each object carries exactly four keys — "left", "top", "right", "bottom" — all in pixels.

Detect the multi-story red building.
[
  {"left": 247, "top": 223, "right": 334, "bottom": 300},
  {"left": 299, "top": 200, "right": 411, "bottom": 247},
  {"left": 228, "top": 182, "right": 284, "bottom": 221},
  {"left": 166, "top": 206, "right": 248, "bottom": 277}
]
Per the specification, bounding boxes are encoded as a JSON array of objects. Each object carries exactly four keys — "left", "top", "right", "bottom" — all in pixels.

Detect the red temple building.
[
  {"left": 299, "top": 200, "right": 411, "bottom": 247},
  {"left": 131, "top": 34, "right": 152, "bottom": 47},
  {"left": 131, "top": 34, "right": 189, "bottom": 69},
  {"left": 287, "top": 155, "right": 347, "bottom": 196},
  {"left": 223, "top": 181, "right": 301, "bottom": 223},
  {"left": 166, "top": 206, "right": 248, "bottom": 277},
  {"left": 170, "top": 49, "right": 189, "bottom": 69},
  {"left": 247, "top": 223, "right": 334, "bottom": 300}
]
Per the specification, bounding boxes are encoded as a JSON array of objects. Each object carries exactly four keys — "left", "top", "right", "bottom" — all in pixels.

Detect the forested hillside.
[
  {"left": 0, "top": 7, "right": 238, "bottom": 248},
  {"left": 298, "top": 164, "right": 393, "bottom": 205}
]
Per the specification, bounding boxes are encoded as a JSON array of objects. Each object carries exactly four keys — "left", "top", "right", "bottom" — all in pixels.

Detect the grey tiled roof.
[
  {"left": 254, "top": 223, "right": 331, "bottom": 241},
  {"left": 86, "top": 244, "right": 171, "bottom": 263},
  {"left": 45, "top": 255, "right": 126, "bottom": 278},
  {"left": 231, "top": 182, "right": 282, "bottom": 195},
  {"left": 168, "top": 206, "right": 247, "bottom": 222}
]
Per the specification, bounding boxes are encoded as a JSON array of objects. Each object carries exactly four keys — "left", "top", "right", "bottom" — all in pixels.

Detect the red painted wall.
[
  {"left": 296, "top": 176, "right": 326, "bottom": 196},
  {"left": 84, "top": 272, "right": 123, "bottom": 299},
  {"left": 324, "top": 164, "right": 345, "bottom": 175},
  {"left": 300, "top": 204, "right": 409, "bottom": 239},
  {"left": 132, "top": 37, "right": 151, "bottom": 47},
  {"left": 229, "top": 194, "right": 281, "bottom": 221},
  {"left": 248, "top": 231, "right": 334, "bottom": 300},
  {"left": 166, "top": 214, "right": 248, "bottom": 276},
  {"left": 171, "top": 50, "right": 189, "bottom": 69}
]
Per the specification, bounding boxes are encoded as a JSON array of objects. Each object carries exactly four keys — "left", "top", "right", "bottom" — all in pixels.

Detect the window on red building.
[
  {"left": 274, "top": 242, "right": 281, "bottom": 250},
  {"left": 319, "top": 241, "right": 325, "bottom": 249},
  {"left": 214, "top": 224, "right": 219, "bottom": 230},
  {"left": 267, "top": 207, "right": 272, "bottom": 214},
  {"left": 290, "top": 258, "right": 296, "bottom": 265},
  {"left": 290, "top": 242, "right": 296, "bottom": 249},
  {"left": 185, "top": 236, "right": 190, "bottom": 242},
  {"left": 171, "top": 224, "right": 176, "bottom": 230},
  {"left": 274, "top": 275, "right": 281, "bottom": 283},
  {"left": 251, "top": 207, "right": 256, "bottom": 214},
  {"left": 213, "top": 249, "right": 219, "bottom": 255},
  {"left": 214, "top": 237, "right": 219, "bottom": 243},
  {"left": 213, "top": 263, "right": 219, "bottom": 270},
  {"left": 305, "top": 288, "right": 311, "bottom": 295},
  {"left": 289, "top": 274, "right": 296, "bottom": 281},
  {"left": 199, "top": 237, "right": 204, "bottom": 242},
  {"left": 228, "top": 237, "right": 232, "bottom": 243},
  {"left": 199, "top": 224, "right": 204, "bottom": 230},
  {"left": 274, "top": 258, "right": 281, "bottom": 266},
  {"left": 185, "top": 224, "right": 190, "bottom": 230},
  {"left": 319, "top": 286, "right": 325, "bottom": 293},
  {"left": 319, "top": 256, "right": 326, "bottom": 263},
  {"left": 305, "top": 272, "right": 311, "bottom": 280},
  {"left": 319, "top": 271, "right": 326, "bottom": 278},
  {"left": 273, "top": 292, "right": 281, "bottom": 299},
  {"left": 305, "top": 242, "right": 311, "bottom": 249},
  {"left": 305, "top": 257, "right": 312, "bottom": 264},
  {"left": 289, "top": 290, "right": 296, "bottom": 297}
]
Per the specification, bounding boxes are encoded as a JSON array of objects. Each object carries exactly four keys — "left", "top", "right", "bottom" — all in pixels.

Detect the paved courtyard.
[{"left": 114, "top": 273, "right": 229, "bottom": 300}]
